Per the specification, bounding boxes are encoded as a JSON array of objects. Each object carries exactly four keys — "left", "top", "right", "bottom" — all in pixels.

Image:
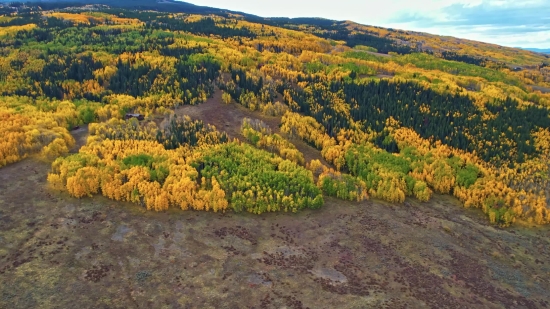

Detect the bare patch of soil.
[
  {"left": 175, "top": 89, "right": 279, "bottom": 140},
  {"left": 532, "top": 85, "right": 550, "bottom": 94},
  {"left": 354, "top": 49, "right": 394, "bottom": 58}
]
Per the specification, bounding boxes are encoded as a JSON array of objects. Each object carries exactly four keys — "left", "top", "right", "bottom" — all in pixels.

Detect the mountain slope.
[
  {"left": 7, "top": 0, "right": 549, "bottom": 65},
  {"left": 0, "top": 0, "right": 549, "bottom": 226}
]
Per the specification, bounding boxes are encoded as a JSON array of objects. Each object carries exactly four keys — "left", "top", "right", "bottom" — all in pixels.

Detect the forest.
[{"left": 1, "top": 1, "right": 549, "bottom": 226}]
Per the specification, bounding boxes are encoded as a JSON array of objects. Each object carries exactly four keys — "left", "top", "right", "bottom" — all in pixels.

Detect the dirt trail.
[
  {"left": 532, "top": 85, "right": 550, "bottom": 94},
  {"left": 1, "top": 155, "right": 549, "bottom": 308},
  {"left": 69, "top": 124, "right": 89, "bottom": 153}
]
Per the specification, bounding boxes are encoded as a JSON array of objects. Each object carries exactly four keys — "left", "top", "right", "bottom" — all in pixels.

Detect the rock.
[
  {"left": 247, "top": 273, "right": 272, "bottom": 287},
  {"left": 311, "top": 267, "right": 348, "bottom": 283},
  {"left": 111, "top": 225, "right": 133, "bottom": 242}
]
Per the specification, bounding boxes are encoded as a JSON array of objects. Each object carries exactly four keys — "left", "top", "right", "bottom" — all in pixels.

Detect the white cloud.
[{"left": 184, "top": 0, "right": 550, "bottom": 48}]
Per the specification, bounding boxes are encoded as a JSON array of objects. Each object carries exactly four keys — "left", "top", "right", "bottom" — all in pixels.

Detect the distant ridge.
[
  {"left": 0, "top": 0, "right": 260, "bottom": 17},
  {"left": 522, "top": 48, "right": 550, "bottom": 54},
  {"left": 3, "top": 0, "right": 549, "bottom": 57}
]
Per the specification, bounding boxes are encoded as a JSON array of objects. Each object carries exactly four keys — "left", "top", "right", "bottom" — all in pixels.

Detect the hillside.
[
  {"left": 0, "top": 2, "right": 549, "bottom": 307},
  {"left": 1, "top": 0, "right": 255, "bottom": 16}
]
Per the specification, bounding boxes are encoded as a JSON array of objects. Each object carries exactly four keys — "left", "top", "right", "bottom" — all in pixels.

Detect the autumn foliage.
[
  {"left": 48, "top": 117, "right": 322, "bottom": 214},
  {"left": 0, "top": 4, "right": 547, "bottom": 226}
]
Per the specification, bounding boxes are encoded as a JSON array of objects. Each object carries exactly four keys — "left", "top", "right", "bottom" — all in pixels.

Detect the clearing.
[{"left": 175, "top": 89, "right": 328, "bottom": 165}]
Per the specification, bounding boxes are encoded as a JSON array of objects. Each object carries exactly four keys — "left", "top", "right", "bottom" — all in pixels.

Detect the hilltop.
[{"left": 0, "top": 0, "right": 253, "bottom": 16}]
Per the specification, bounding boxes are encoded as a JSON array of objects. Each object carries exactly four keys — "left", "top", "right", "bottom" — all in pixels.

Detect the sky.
[{"left": 184, "top": 0, "right": 550, "bottom": 49}]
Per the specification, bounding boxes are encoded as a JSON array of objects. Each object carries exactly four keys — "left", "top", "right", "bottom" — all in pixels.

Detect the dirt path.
[
  {"left": 69, "top": 124, "right": 89, "bottom": 153},
  {"left": 532, "top": 85, "right": 550, "bottom": 94},
  {"left": 1, "top": 156, "right": 549, "bottom": 308}
]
